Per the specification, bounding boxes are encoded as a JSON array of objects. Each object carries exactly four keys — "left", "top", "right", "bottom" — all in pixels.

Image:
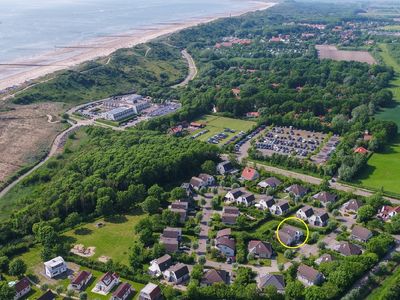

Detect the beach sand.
[{"left": 0, "top": 1, "right": 276, "bottom": 93}]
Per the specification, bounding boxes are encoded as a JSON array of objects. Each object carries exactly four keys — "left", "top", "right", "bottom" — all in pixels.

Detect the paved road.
[
  {"left": 197, "top": 194, "right": 213, "bottom": 256},
  {"left": 172, "top": 49, "right": 197, "bottom": 88}
]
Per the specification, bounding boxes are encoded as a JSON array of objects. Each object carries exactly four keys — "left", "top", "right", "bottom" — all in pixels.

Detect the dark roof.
[
  {"left": 222, "top": 213, "right": 238, "bottom": 224},
  {"left": 202, "top": 269, "right": 230, "bottom": 285},
  {"left": 199, "top": 173, "right": 214, "bottom": 182},
  {"left": 241, "top": 192, "right": 255, "bottom": 202},
  {"left": 155, "top": 254, "right": 173, "bottom": 271},
  {"left": 162, "top": 227, "right": 182, "bottom": 238},
  {"left": 219, "top": 161, "right": 233, "bottom": 172},
  {"left": 313, "top": 191, "right": 337, "bottom": 203},
  {"left": 140, "top": 283, "right": 162, "bottom": 300},
  {"left": 286, "top": 184, "right": 308, "bottom": 196},
  {"left": 216, "top": 236, "right": 236, "bottom": 250},
  {"left": 71, "top": 270, "right": 91, "bottom": 285},
  {"left": 300, "top": 206, "right": 314, "bottom": 217},
  {"left": 14, "top": 277, "right": 30, "bottom": 293},
  {"left": 216, "top": 228, "right": 232, "bottom": 239},
  {"left": 223, "top": 206, "right": 240, "bottom": 215},
  {"left": 248, "top": 240, "right": 273, "bottom": 256},
  {"left": 344, "top": 199, "right": 363, "bottom": 211},
  {"left": 316, "top": 253, "right": 334, "bottom": 264},
  {"left": 100, "top": 272, "right": 119, "bottom": 285},
  {"left": 264, "top": 177, "right": 282, "bottom": 188},
  {"left": 113, "top": 282, "right": 132, "bottom": 299},
  {"left": 258, "top": 274, "right": 285, "bottom": 290},
  {"left": 37, "top": 290, "right": 56, "bottom": 300},
  {"left": 160, "top": 237, "right": 179, "bottom": 253},
  {"left": 228, "top": 189, "right": 243, "bottom": 198},
  {"left": 278, "top": 225, "right": 302, "bottom": 245},
  {"left": 337, "top": 242, "right": 362, "bottom": 256},
  {"left": 277, "top": 200, "right": 290, "bottom": 210},
  {"left": 171, "top": 201, "right": 188, "bottom": 210},
  {"left": 263, "top": 196, "right": 275, "bottom": 207},
  {"left": 297, "top": 264, "right": 321, "bottom": 282},
  {"left": 190, "top": 176, "right": 205, "bottom": 188},
  {"left": 169, "top": 263, "right": 189, "bottom": 279},
  {"left": 351, "top": 226, "right": 372, "bottom": 241}
]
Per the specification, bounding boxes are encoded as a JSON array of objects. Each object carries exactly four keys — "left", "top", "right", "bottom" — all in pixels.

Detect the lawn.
[
  {"left": 63, "top": 214, "right": 146, "bottom": 265},
  {"left": 382, "top": 25, "right": 400, "bottom": 31},
  {"left": 191, "top": 114, "right": 256, "bottom": 143}
]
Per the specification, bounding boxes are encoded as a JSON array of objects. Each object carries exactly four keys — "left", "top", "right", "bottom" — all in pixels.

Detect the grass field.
[
  {"left": 191, "top": 114, "right": 256, "bottom": 143},
  {"left": 382, "top": 25, "right": 400, "bottom": 31},
  {"left": 64, "top": 214, "right": 146, "bottom": 265}
]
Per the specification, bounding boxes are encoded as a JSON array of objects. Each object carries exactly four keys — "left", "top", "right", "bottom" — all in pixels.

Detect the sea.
[{"left": 0, "top": 0, "right": 260, "bottom": 63}]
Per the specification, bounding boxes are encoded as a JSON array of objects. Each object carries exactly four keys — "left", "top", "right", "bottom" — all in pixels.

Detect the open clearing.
[
  {"left": 63, "top": 214, "right": 145, "bottom": 265},
  {"left": 191, "top": 114, "right": 256, "bottom": 143},
  {"left": 316, "top": 45, "right": 376, "bottom": 64}
]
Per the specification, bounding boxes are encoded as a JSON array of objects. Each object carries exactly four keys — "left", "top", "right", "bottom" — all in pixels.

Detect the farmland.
[
  {"left": 190, "top": 114, "right": 256, "bottom": 143},
  {"left": 316, "top": 45, "right": 376, "bottom": 64}
]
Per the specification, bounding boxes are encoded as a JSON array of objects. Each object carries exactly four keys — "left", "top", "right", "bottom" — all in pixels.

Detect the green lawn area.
[
  {"left": 366, "top": 267, "right": 400, "bottom": 300},
  {"left": 191, "top": 114, "right": 256, "bottom": 144},
  {"left": 382, "top": 25, "right": 400, "bottom": 31},
  {"left": 64, "top": 214, "right": 146, "bottom": 265}
]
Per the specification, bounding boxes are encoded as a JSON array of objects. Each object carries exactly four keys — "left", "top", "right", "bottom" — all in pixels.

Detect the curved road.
[{"left": 172, "top": 49, "right": 197, "bottom": 88}]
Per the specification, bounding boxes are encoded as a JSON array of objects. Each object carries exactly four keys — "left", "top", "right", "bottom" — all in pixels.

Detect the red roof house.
[
  {"left": 241, "top": 167, "right": 259, "bottom": 181},
  {"left": 354, "top": 147, "right": 368, "bottom": 154}
]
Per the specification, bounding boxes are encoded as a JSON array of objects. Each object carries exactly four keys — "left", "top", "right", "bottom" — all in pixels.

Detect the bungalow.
[
  {"left": 285, "top": 184, "right": 308, "bottom": 200},
  {"left": 296, "top": 206, "right": 314, "bottom": 221},
  {"left": 170, "top": 208, "right": 187, "bottom": 223},
  {"left": 270, "top": 200, "right": 290, "bottom": 216},
  {"left": 278, "top": 225, "right": 304, "bottom": 246},
  {"left": 162, "top": 227, "right": 182, "bottom": 240},
  {"left": 377, "top": 205, "right": 400, "bottom": 221},
  {"left": 351, "top": 225, "right": 373, "bottom": 243},
  {"left": 223, "top": 206, "right": 240, "bottom": 215},
  {"left": 257, "top": 177, "right": 282, "bottom": 189},
  {"left": 217, "top": 161, "right": 237, "bottom": 175},
  {"left": 225, "top": 189, "right": 243, "bottom": 202},
  {"left": 257, "top": 274, "right": 285, "bottom": 293},
  {"left": 313, "top": 191, "right": 337, "bottom": 206},
  {"left": 149, "top": 254, "right": 173, "bottom": 277},
  {"left": 216, "top": 236, "right": 236, "bottom": 257},
  {"left": 190, "top": 177, "right": 207, "bottom": 190},
  {"left": 111, "top": 282, "right": 134, "bottom": 300},
  {"left": 139, "top": 283, "right": 162, "bottom": 300},
  {"left": 237, "top": 192, "right": 256, "bottom": 206},
  {"left": 44, "top": 256, "right": 67, "bottom": 278},
  {"left": 342, "top": 199, "right": 363, "bottom": 213},
  {"left": 198, "top": 173, "right": 215, "bottom": 186},
  {"left": 247, "top": 240, "right": 273, "bottom": 259},
  {"left": 336, "top": 241, "right": 362, "bottom": 256},
  {"left": 255, "top": 196, "right": 275, "bottom": 211},
  {"left": 70, "top": 270, "right": 92, "bottom": 291},
  {"left": 171, "top": 201, "right": 189, "bottom": 211},
  {"left": 160, "top": 237, "right": 179, "bottom": 253},
  {"left": 241, "top": 167, "right": 260, "bottom": 181},
  {"left": 37, "top": 290, "right": 56, "bottom": 300},
  {"left": 92, "top": 272, "right": 120, "bottom": 295},
  {"left": 222, "top": 213, "right": 238, "bottom": 225},
  {"left": 309, "top": 210, "right": 329, "bottom": 227},
  {"left": 201, "top": 269, "right": 230, "bottom": 286},
  {"left": 315, "top": 253, "right": 334, "bottom": 265},
  {"left": 164, "top": 263, "right": 190, "bottom": 284},
  {"left": 14, "top": 277, "right": 31, "bottom": 300},
  {"left": 297, "top": 264, "right": 324, "bottom": 286},
  {"left": 216, "top": 228, "right": 232, "bottom": 239}
]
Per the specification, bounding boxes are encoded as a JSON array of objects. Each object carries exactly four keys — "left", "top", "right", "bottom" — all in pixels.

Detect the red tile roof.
[{"left": 241, "top": 167, "right": 258, "bottom": 181}]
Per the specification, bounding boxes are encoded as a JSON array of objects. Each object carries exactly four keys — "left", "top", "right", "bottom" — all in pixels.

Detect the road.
[
  {"left": 196, "top": 193, "right": 213, "bottom": 256},
  {"left": 172, "top": 49, "right": 197, "bottom": 88}
]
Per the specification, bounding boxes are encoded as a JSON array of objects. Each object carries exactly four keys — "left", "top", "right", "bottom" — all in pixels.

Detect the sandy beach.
[{"left": 0, "top": 1, "right": 276, "bottom": 92}]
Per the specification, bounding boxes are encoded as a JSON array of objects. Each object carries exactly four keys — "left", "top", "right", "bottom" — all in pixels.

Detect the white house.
[
  {"left": 278, "top": 225, "right": 304, "bottom": 246},
  {"left": 148, "top": 254, "right": 173, "bottom": 277},
  {"left": 44, "top": 256, "right": 67, "bottom": 278},
  {"left": 92, "top": 272, "right": 120, "bottom": 295},
  {"left": 309, "top": 211, "right": 329, "bottom": 227},
  {"left": 270, "top": 201, "right": 290, "bottom": 216},
  {"left": 296, "top": 206, "right": 314, "bottom": 221},
  {"left": 139, "top": 283, "right": 163, "bottom": 300},
  {"left": 163, "top": 264, "right": 190, "bottom": 284},
  {"left": 255, "top": 196, "right": 275, "bottom": 211},
  {"left": 215, "top": 236, "right": 235, "bottom": 257},
  {"left": 14, "top": 277, "right": 31, "bottom": 300},
  {"left": 237, "top": 192, "right": 255, "bottom": 206},
  {"left": 198, "top": 173, "right": 215, "bottom": 186},
  {"left": 70, "top": 270, "right": 92, "bottom": 291},
  {"left": 297, "top": 264, "right": 324, "bottom": 286},
  {"left": 224, "top": 189, "right": 243, "bottom": 202},
  {"left": 111, "top": 282, "right": 134, "bottom": 300}
]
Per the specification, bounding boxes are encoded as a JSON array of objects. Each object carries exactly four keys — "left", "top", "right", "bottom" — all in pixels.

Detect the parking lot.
[{"left": 255, "top": 126, "right": 332, "bottom": 159}]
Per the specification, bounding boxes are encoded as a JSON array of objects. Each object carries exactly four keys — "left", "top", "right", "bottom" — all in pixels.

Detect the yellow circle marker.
[{"left": 276, "top": 216, "right": 310, "bottom": 249}]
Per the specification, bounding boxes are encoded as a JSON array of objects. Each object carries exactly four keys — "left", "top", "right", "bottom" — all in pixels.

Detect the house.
[
  {"left": 170, "top": 208, "right": 187, "bottom": 223},
  {"left": 171, "top": 201, "right": 189, "bottom": 211},
  {"left": 297, "top": 264, "right": 324, "bottom": 286},
  {"left": 237, "top": 192, "right": 256, "bottom": 206},
  {"left": 225, "top": 189, "right": 243, "bottom": 202},
  {"left": 351, "top": 225, "right": 373, "bottom": 243},
  {"left": 37, "top": 290, "right": 56, "bottom": 300},
  {"left": 164, "top": 263, "right": 190, "bottom": 284},
  {"left": 313, "top": 191, "right": 337, "bottom": 206},
  {"left": 309, "top": 210, "right": 329, "bottom": 227},
  {"left": 257, "top": 274, "right": 285, "bottom": 293},
  {"left": 190, "top": 122, "right": 206, "bottom": 128},
  {"left": 278, "top": 225, "right": 304, "bottom": 246},
  {"left": 198, "top": 173, "right": 215, "bottom": 186},
  {"left": 246, "top": 112, "right": 260, "bottom": 118},
  {"left": 232, "top": 88, "right": 241, "bottom": 98},
  {"left": 190, "top": 177, "right": 207, "bottom": 190},
  {"left": 223, "top": 206, "right": 240, "bottom": 215},
  {"left": 255, "top": 196, "right": 275, "bottom": 211},
  {"left": 222, "top": 213, "right": 238, "bottom": 225},
  {"left": 315, "top": 254, "right": 334, "bottom": 265},
  {"left": 160, "top": 237, "right": 179, "bottom": 253},
  {"left": 162, "top": 227, "right": 182, "bottom": 240},
  {"left": 14, "top": 277, "right": 31, "bottom": 300},
  {"left": 70, "top": 270, "right": 92, "bottom": 291},
  {"left": 217, "top": 161, "right": 237, "bottom": 175},
  {"left": 241, "top": 167, "right": 260, "bottom": 181},
  {"left": 270, "top": 200, "right": 290, "bottom": 216},
  {"left": 296, "top": 206, "right": 314, "bottom": 221},
  {"left": 139, "top": 283, "right": 163, "bottom": 300},
  {"left": 44, "top": 256, "right": 67, "bottom": 278},
  {"left": 247, "top": 240, "right": 273, "bottom": 258},
  {"left": 336, "top": 241, "right": 362, "bottom": 256},
  {"left": 257, "top": 177, "right": 282, "bottom": 189},
  {"left": 216, "top": 228, "right": 231, "bottom": 239},
  {"left": 354, "top": 147, "right": 368, "bottom": 154},
  {"left": 92, "top": 272, "right": 120, "bottom": 295},
  {"left": 149, "top": 254, "right": 173, "bottom": 277},
  {"left": 342, "top": 199, "right": 363, "bottom": 213},
  {"left": 377, "top": 205, "right": 400, "bottom": 221},
  {"left": 180, "top": 182, "right": 195, "bottom": 198},
  {"left": 111, "top": 282, "right": 134, "bottom": 300},
  {"left": 216, "top": 236, "right": 236, "bottom": 257},
  {"left": 202, "top": 269, "right": 230, "bottom": 286},
  {"left": 285, "top": 184, "right": 308, "bottom": 199}
]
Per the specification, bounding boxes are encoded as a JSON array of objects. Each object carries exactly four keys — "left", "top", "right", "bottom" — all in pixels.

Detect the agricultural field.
[
  {"left": 190, "top": 114, "right": 256, "bottom": 143},
  {"left": 382, "top": 25, "right": 400, "bottom": 31},
  {"left": 63, "top": 214, "right": 146, "bottom": 265},
  {"left": 316, "top": 45, "right": 376, "bottom": 64}
]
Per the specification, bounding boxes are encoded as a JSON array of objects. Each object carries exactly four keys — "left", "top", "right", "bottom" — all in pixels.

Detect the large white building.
[
  {"left": 44, "top": 256, "right": 67, "bottom": 278},
  {"left": 132, "top": 100, "right": 151, "bottom": 114},
  {"left": 104, "top": 107, "right": 136, "bottom": 121}
]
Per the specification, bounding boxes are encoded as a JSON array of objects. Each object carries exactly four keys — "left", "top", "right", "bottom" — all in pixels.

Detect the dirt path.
[{"left": 172, "top": 49, "right": 197, "bottom": 88}]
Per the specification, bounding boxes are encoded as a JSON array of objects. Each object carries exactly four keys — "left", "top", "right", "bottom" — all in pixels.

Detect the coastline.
[{"left": 0, "top": 1, "right": 276, "bottom": 93}]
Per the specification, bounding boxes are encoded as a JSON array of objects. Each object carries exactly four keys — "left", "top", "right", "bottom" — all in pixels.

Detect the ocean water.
[{"left": 0, "top": 0, "right": 259, "bottom": 63}]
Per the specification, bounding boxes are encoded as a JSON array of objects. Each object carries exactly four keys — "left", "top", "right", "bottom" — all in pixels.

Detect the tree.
[
  {"left": 129, "top": 242, "right": 145, "bottom": 270},
  {"left": 8, "top": 259, "right": 27, "bottom": 277},
  {"left": 148, "top": 184, "right": 164, "bottom": 200},
  {"left": 357, "top": 205, "right": 375, "bottom": 223},
  {"left": 285, "top": 280, "right": 305, "bottom": 299},
  {"left": 55, "top": 285, "right": 64, "bottom": 295},
  {"left": 65, "top": 212, "right": 81, "bottom": 227},
  {"left": 161, "top": 210, "right": 180, "bottom": 227},
  {"left": 0, "top": 282, "right": 15, "bottom": 300},
  {"left": 96, "top": 196, "right": 114, "bottom": 215},
  {"left": 201, "top": 160, "right": 216, "bottom": 175},
  {"left": 366, "top": 234, "right": 394, "bottom": 257},
  {"left": 139, "top": 227, "right": 155, "bottom": 247},
  {"left": 79, "top": 292, "right": 88, "bottom": 300},
  {"left": 0, "top": 256, "right": 9, "bottom": 273},
  {"left": 141, "top": 196, "right": 160, "bottom": 214},
  {"left": 170, "top": 187, "right": 187, "bottom": 200}
]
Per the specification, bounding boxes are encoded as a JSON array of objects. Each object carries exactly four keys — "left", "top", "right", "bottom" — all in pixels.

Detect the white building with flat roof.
[
  {"left": 104, "top": 107, "right": 136, "bottom": 121},
  {"left": 132, "top": 100, "right": 151, "bottom": 114},
  {"left": 44, "top": 256, "right": 67, "bottom": 278}
]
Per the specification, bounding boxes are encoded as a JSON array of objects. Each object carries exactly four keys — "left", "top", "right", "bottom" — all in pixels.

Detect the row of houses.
[{"left": 148, "top": 254, "right": 190, "bottom": 284}]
